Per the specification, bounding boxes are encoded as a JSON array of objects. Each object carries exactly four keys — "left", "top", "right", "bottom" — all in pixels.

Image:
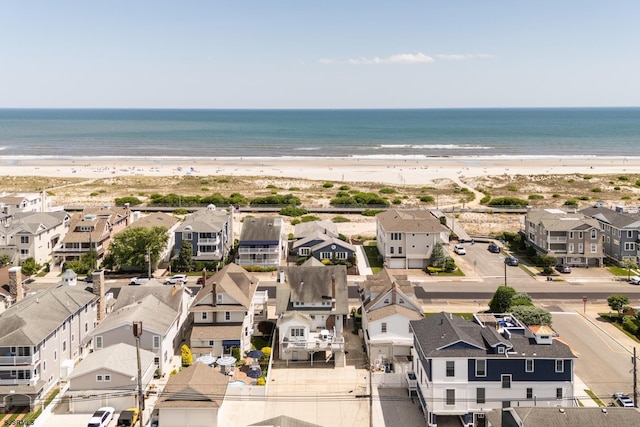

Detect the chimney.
[
  {"left": 201, "top": 267, "right": 207, "bottom": 285},
  {"left": 279, "top": 269, "right": 285, "bottom": 283},
  {"left": 391, "top": 280, "right": 397, "bottom": 304},
  {"left": 92, "top": 269, "right": 106, "bottom": 322},
  {"left": 8, "top": 266, "right": 23, "bottom": 303},
  {"left": 212, "top": 282, "right": 217, "bottom": 308}
]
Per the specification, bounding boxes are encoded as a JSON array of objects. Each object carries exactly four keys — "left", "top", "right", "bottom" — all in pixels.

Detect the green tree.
[
  {"left": 489, "top": 286, "right": 516, "bottom": 313},
  {"left": 20, "top": 257, "right": 41, "bottom": 277},
  {"left": 608, "top": 294, "right": 630, "bottom": 316},
  {"left": 620, "top": 258, "right": 639, "bottom": 280},
  {"left": 511, "top": 292, "right": 533, "bottom": 307},
  {"left": 181, "top": 344, "right": 193, "bottom": 367},
  {"left": 0, "top": 254, "right": 10, "bottom": 268},
  {"left": 510, "top": 305, "right": 552, "bottom": 326},
  {"left": 174, "top": 240, "right": 193, "bottom": 272},
  {"left": 430, "top": 242, "right": 446, "bottom": 268},
  {"left": 108, "top": 226, "right": 168, "bottom": 273}
]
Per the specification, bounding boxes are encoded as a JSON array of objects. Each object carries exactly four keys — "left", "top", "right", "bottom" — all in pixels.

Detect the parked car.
[
  {"left": 555, "top": 264, "right": 571, "bottom": 274},
  {"left": 629, "top": 276, "right": 640, "bottom": 285},
  {"left": 613, "top": 392, "right": 634, "bottom": 408},
  {"left": 164, "top": 274, "right": 188, "bottom": 285},
  {"left": 88, "top": 407, "right": 115, "bottom": 427},
  {"left": 197, "top": 276, "right": 207, "bottom": 285},
  {"left": 504, "top": 256, "right": 519, "bottom": 266},
  {"left": 117, "top": 407, "right": 140, "bottom": 427},
  {"left": 129, "top": 277, "right": 151, "bottom": 286},
  {"left": 454, "top": 244, "right": 466, "bottom": 255},
  {"left": 488, "top": 243, "right": 501, "bottom": 253}
]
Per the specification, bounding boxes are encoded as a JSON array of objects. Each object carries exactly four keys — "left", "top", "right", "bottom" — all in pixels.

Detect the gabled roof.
[
  {"left": 276, "top": 265, "right": 349, "bottom": 315},
  {"left": 498, "top": 407, "right": 640, "bottom": 427},
  {"left": 93, "top": 286, "right": 186, "bottom": 336},
  {"left": 68, "top": 343, "right": 156, "bottom": 380},
  {"left": 192, "top": 263, "right": 258, "bottom": 309},
  {"left": 376, "top": 209, "right": 448, "bottom": 233},
  {"left": 580, "top": 206, "right": 640, "bottom": 229},
  {"left": 239, "top": 216, "right": 283, "bottom": 244},
  {"left": 302, "top": 257, "right": 325, "bottom": 267},
  {"left": 292, "top": 231, "right": 330, "bottom": 249},
  {"left": 527, "top": 209, "right": 600, "bottom": 232},
  {"left": 155, "top": 362, "right": 228, "bottom": 408},
  {"left": 367, "top": 304, "right": 423, "bottom": 323},
  {"left": 0, "top": 285, "right": 97, "bottom": 346},
  {"left": 294, "top": 220, "right": 338, "bottom": 239},
  {"left": 131, "top": 212, "right": 179, "bottom": 230},
  {"left": 3, "top": 211, "right": 69, "bottom": 236},
  {"left": 175, "top": 207, "right": 230, "bottom": 233},
  {"left": 250, "top": 415, "right": 323, "bottom": 427},
  {"left": 310, "top": 237, "right": 355, "bottom": 253},
  {"left": 279, "top": 311, "right": 314, "bottom": 325},
  {"left": 360, "top": 268, "right": 414, "bottom": 297}
]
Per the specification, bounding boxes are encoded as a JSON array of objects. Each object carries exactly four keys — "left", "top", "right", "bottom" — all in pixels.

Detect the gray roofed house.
[
  {"left": 189, "top": 263, "right": 264, "bottom": 358},
  {"left": 155, "top": 362, "right": 228, "bottom": 427},
  {"left": 0, "top": 284, "right": 98, "bottom": 411},
  {"left": 275, "top": 265, "right": 348, "bottom": 366},
  {"left": 580, "top": 205, "right": 640, "bottom": 264},
  {"left": 524, "top": 208, "right": 604, "bottom": 267},
  {"left": 376, "top": 209, "right": 449, "bottom": 269},
  {"left": 486, "top": 406, "right": 640, "bottom": 427},
  {"left": 409, "top": 312, "right": 578, "bottom": 426},
  {"left": 90, "top": 284, "right": 193, "bottom": 376},
  {"left": 173, "top": 205, "right": 233, "bottom": 263},
  {"left": 294, "top": 220, "right": 338, "bottom": 239},
  {"left": 237, "top": 216, "right": 285, "bottom": 268}
]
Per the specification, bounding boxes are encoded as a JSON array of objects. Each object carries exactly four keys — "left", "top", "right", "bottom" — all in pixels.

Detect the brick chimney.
[
  {"left": 212, "top": 282, "right": 217, "bottom": 307},
  {"left": 92, "top": 269, "right": 106, "bottom": 322},
  {"left": 331, "top": 273, "right": 336, "bottom": 311},
  {"left": 8, "top": 266, "right": 23, "bottom": 303}
]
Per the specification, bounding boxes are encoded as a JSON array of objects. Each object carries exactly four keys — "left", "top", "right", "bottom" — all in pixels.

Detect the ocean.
[{"left": 1, "top": 108, "right": 639, "bottom": 160}]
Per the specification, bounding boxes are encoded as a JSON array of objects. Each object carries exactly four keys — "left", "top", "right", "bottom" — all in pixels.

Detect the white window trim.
[
  {"left": 525, "top": 359, "right": 534, "bottom": 373},
  {"left": 475, "top": 359, "right": 486, "bottom": 377},
  {"left": 555, "top": 360, "right": 564, "bottom": 373}
]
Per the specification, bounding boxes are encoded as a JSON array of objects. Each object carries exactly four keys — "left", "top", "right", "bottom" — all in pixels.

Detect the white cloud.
[
  {"left": 436, "top": 53, "right": 494, "bottom": 61},
  {"left": 319, "top": 52, "right": 492, "bottom": 65}
]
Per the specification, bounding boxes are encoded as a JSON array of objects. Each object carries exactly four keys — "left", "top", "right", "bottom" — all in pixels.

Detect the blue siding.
[{"left": 468, "top": 358, "right": 572, "bottom": 382}]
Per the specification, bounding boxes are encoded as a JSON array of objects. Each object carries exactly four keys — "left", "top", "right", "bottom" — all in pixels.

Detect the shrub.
[
  {"left": 115, "top": 196, "right": 143, "bottom": 206},
  {"left": 619, "top": 175, "right": 629, "bottom": 181},
  {"left": 614, "top": 186, "right": 621, "bottom": 191},
  {"left": 379, "top": 187, "right": 396, "bottom": 194},
  {"left": 419, "top": 195, "right": 435, "bottom": 203},
  {"left": 174, "top": 208, "right": 189, "bottom": 215},
  {"left": 583, "top": 175, "right": 593, "bottom": 180},
  {"left": 622, "top": 195, "right": 632, "bottom": 200},
  {"left": 332, "top": 216, "right": 350, "bottom": 223},
  {"left": 392, "top": 198, "right": 402, "bottom": 205},
  {"left": 339, "top": 185, "right": 350, "bottom": 190},
  {"left": 201, "top": 187, "right": 209, "bottom": 192},
  {"left": 89, "top": 192, "right": 98, "bottom": 197},
  {"left": 564, "top": 199, "right": 578, "bottom": 207},
  {"left": 217, "top": 178, "right": 230, "bottom": 183},
  {"left": 261, "top": 347, "right": 272, "bottom": 359},
  {"left": 578, "top": 196, "right": 590, "bottom": 201},
  {"left": 256, "top": 377, "right": 266, "bottom": 386},
  {"left": 567, "top": 178, "right": 575, "bottom": 183},
  {"left": 362, "top": 209, "right": 385, "bottom": 217},
  {"left": 330, "top": 192, "right": 389, "bottom": 207},
  {"left": 552, "top": 193, "right": 560, "bottom": 198},
  {"left": 289, "top": 186, "right": 301, "bottom": 191},
  {"left": 181, "top": 344, "right": 193, "bottom": 367},
  {"left": 528, "top": 194, "right": 544, "bottom": 200},
  {"left": 591, "top": 187, "right": 602, "bottom": 193},
  {"left": 635, "top": 179, "right": 640, "bottom": 187},
  {"left": 623, "top": 315, "right": 639, "bottom": 335},
  {"left": 323, "top": 182, "right": 334, "bottom": 188},
  {"left": 279, "top": 205, "right": 308, "bottom": 217},
  {"left": 507, "top": 185, "right": 518, "bottom": 192},
  {"left": 488, "top": 197, "right": 528, "bottom": 207},
  {"left": 300, "top": 215, "right": 321, "bottom": 222},
  {"left": 266, "top": 184, "right": 278, "bottom": 189},
  {"left": 250, "top": 194, "right": 301, "bottom": 206}
]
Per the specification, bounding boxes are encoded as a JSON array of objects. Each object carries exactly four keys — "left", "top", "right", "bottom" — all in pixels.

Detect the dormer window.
[{"left": 497, "top": 346, "right": 505, "bottom": 354}]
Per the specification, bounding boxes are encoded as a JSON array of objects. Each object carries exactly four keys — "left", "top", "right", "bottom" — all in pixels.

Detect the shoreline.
[{"left": 2, "top": 156, "right": 640, "bottom": 185}]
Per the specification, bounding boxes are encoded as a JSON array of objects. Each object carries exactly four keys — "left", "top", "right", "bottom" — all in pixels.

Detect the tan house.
[
  {"left": 155, "top": 362, "right": 228, "bottom": 427},
  {"left": 525, "top": 208, "right": 604, "bottom": 267},
  {"left": 189, "top": 263, "right": 266, "bottom": 358},
  {"left": 376, "top": 209, "right": 449, "bottom": 269}
]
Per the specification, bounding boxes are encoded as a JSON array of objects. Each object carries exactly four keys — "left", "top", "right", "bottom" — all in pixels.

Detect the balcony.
[
  {"left": 252, "top": 290, "right": 269, "bottom": 305},
  {"left": 0, "top": 351, "right": 39, "bottom": 366},
  {"left": 0, "top": 373, "right": 40, "bottom": 387},
  {"left": 198, "top": 237, "right": 220, "bottom": 245},
  {"left": 238, "top": 247, "right": 280, "bottom": 255},
  {"left": 281, "top": 331, "right": 345, "bottom": 352},
  {"left": 548, "top": 236, "right": 568, "bottom": 243}
]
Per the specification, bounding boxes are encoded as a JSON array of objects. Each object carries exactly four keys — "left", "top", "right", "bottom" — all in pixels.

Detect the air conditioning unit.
[{"left": 248, "top": 329, "right": 254, "bottom": 335}]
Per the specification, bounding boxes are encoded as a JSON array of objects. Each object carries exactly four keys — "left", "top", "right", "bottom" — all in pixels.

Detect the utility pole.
[
  {"left": 504, "top": 259, "right": 507, "bottom": 287},
  {"left": 634, "top": 347, "right": 638, "bottom": 408},
  {"left": 133, "top": 321, "right": 144, "bottom": 427},
  {"left": 368, "top": 340, "right": 373, "bottom": 427}
]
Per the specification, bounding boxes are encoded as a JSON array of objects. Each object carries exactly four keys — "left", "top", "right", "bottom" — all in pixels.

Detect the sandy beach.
[{"left": 2, "top": 156, "right": 639, "bottom": 184}]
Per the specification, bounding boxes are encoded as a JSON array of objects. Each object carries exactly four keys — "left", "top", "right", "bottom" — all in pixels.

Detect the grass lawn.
[
  {"left": 424, "top": 312, "right": 474, "bottom": 321},
  {"left": 608, "top": 266, "right": 636, "bottom": 277},
  {"left": 363, "top": 244, "right": 383, "bottom": 273},
  {"left": 599, "top": 313, "right": 640, "bottom": 343}
]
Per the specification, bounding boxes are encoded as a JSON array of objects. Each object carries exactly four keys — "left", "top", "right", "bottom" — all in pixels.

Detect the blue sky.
[{"left": 2, "top": 1, "right": 639, "bottom": 108}]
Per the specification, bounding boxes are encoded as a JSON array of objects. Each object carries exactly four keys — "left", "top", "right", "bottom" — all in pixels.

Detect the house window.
[
  {"left": 202, "top": 312, "right": 208, "bottom": 321},
  {"left": 153, "top": 335, "right": 161, "bottom": 349},
  {"left": 497, "top": 346, "right": 505, "bottom": 354},
  {"left": 591, "top": 230, "right": 597, "bottom": 239},
  {"left": 578, "top": 243, "right": 584, "bottom": 253},
  {"left": 475, "top": 359, "right": 486, "bottom": 377},
  {"left": 446, "top": 389, "right": 455, "bottom": 405},
  {"left": 556, "top": 388, "right": 563, "bottom": 399},
  {"left": 71, "top": 333, "right": 75, "bottom": 343},
  {"left": 625, "top": 242, "right": 635, "bottom": 251},
  {"left": 390, "top": 247, "right": 394, "bottom": 254},
  {"left": 525, "top": 359, "right": 534, "bottom": 373},
  {"left": 290, "top": 328, "right": 304, "bottom": 337},
  {"left": 320, "top": 252, "right": 332, "bottom": 259},
  {"left": 183, "top": 232, "right": 192, "bottom": 240},
  {"left": 154, "top": 357, "right": 160, "bottom": 366},
  {"left": 84, "top": 323, "right": 88, "bottom": 333},
  {"left": 398, "top": 247, "right": 402, "bottom": 255},
  {"left": 54, "top": 351, "right": 57, "bottom": 361},
  {"left": 62, "top": 341, "right": 67, "bottom": 352},
  {"left": 299, "top": 247, "right": 310, "bottom": 256},
  {"left": 95, "top": 336, "right": 103, "bottom": 349},
  {"left": 391, "top": 233, "right": 401, "bottom": 241},
  {"left": 381, "top": 323, "right": 387, "bottom": 333},
  {"left": 217, "top": 294, "right": 223, "bottom": 304},
  {"left": 208, "top": 340, "right": 215, "bottom": 346},
  {"left": 446, "top": 361, "right": 455, "bottom": 377},
  {"left": 96, "top": 375, "right": 103, "bottom": 381},
  {"left": 335, "top": 252, "right": 347, "bottom": 260},
  {"left": 628, "top": 230, "right": 634, "bottom": 238},
  {"left": 501, "top": 374, "right": 511, "bottom": 389},
  {"left": 569, "top": 231, "right": 574, "bottom": 239},
  {"left": 527, "top": 388, "right": 533, "bottom": 399},
  {"left": 225, "top": 311, "right": 231, "bottom": 321},
  {"left": 591, "top": 243, "right": 597, "bottom": 253},
  {"left": 477, "top": 388, "right": 486, "bottom": 404},
  {"left": 568, "top": 243, "right": 574, "bottom": 253},
  {"left": 20, "top": 236, "right": 29, "bottom": 244},
  {"left": 555, "top": 360, "right": 564, "bottom": 373},
  {"left": 104, "top": 374, "right": 111, "bottom": 382}
]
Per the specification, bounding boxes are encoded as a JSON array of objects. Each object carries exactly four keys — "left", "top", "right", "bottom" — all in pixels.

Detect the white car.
[
  {"left": 454, "top": 244, "right": 466, "bottom": 255},
  {"left": 613, "top": 392, "right": 634, "bottom": 408},
  {"left": 88, "top": 406, "right": 115, "bottom": 427},
  {"left": 629, "top": 276, "right": 640, "bottom": 285},
  {"left": 164, "top": 274, "right": 188, "bottom": 284}
]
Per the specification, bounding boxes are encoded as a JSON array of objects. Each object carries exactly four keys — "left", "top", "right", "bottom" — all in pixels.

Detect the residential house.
[
  {"left": 524, "top": 209, "right": 604, "bottom": 267},
  {"left": 173, "top": 205, "right": 233, "bottom": 266},
  {"left": 292, "top": 232, "right": 356, "bottom": 265},
  {"left": 53, "top": 205, "right": 130, "bottom": 268},
  {"left": 409, "top": 312, "right": 577, "bottom": 427},
  {"left": 0, "top": 192, "right": 52, "bottom": 217},
  {"left": 237, "top": 216, "right": 285, "bottom": 268},
  {"left": 249, "top": 415, "right": 323, "bottom": 427},
  {"left": 67, "top": 343, "right": 156, "bottom": 413},
  {"left": 129, "top": 211, "right": 180, "bottom": 264},
  {"left": 580, "top": 204, "right": 640, "bottom": 264},
  {"left": 0, "top": 211, "right": 70, "bottom": 266},
  {"left": 376, "top": 209, "right": 450, "bottom": 269},
  {"left": 90, "top": 284, "right": 193, "bottom": 376},
  {"left": 155, "top": 361, "right": 228, "bottom": 427},
  {"left": 0, "top": 268, "right": 99, "bottom": 411},
  {"left": 275, "top": 265, "right": 348, "bottom": 366},
  {"left": 189, "top": 263, "right": 265, "bottom": 358},
  {"left": 359, "top": 269, "right": 423, "bottom": 373},
  {"left": 485, "top": 407, "right": 640, "bottom": 427}
]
